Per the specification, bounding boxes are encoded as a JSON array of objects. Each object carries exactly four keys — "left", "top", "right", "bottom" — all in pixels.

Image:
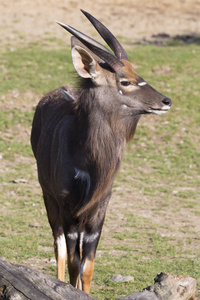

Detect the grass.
[
  {"left": 0, "top": 41, "right": 200, "bottom": 299},
  {"left": 0, "top": 44, "right": 74, "bottom": 95}
]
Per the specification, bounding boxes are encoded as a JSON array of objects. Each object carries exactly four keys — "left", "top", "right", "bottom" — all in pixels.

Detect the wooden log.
[
  {"left": 0, "top": 257, "right": 197, "bottom": 300},
  {"left": 0, "top": 257, "right": 94, "bottom": 300},
  {"left": 116, "top": 272, "right": 197, "bottom": 300}
]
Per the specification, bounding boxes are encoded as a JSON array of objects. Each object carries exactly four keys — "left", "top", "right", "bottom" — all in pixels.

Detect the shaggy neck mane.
[
  {"left": 74, "top": 81, "right": 139, "bottom": 194},
  {"left": 76, "top": 88, "right": 122, "bottom": 172}
]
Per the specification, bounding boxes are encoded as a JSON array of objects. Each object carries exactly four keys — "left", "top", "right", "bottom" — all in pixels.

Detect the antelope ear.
[{"left": 71, "top": 45, "right": 98, "bottom": 79}]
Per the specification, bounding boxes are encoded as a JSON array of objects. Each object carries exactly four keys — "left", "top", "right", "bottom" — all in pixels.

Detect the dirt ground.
[
  {"left": 1, "top": 0, "right": 200, "bottom": 296},
  {"left": 1, "top": 0, "right": 200, "bottom": 47}
]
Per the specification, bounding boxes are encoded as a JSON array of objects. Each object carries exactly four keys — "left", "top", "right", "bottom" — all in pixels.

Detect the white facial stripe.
[
  {"left": 138, "top": 81, "right": 147, "bottom": 86},
  {"left": 67, "top": 232, "right": 78, "bottom": 240},
  {"left": 84, "top": 232, "right": 99, "bottom": 243},
  {"left": 56, "top": 234, "right": 66, "bottom": 259}
]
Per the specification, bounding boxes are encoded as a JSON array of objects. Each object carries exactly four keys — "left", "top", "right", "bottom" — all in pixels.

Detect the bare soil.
[{"left": 1, "top": 0, "right": 200, "bottom": 47}]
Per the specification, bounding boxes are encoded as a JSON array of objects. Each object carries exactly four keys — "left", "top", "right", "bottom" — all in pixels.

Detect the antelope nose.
[{"left": 162, "top": 97, "right": 172, "bottom": 107}]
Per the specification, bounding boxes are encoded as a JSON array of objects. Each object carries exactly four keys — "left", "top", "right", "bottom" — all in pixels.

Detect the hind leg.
[
  {"left": 66, "top": 229, "right": 98, "bottom": 293},
  {"left": 66, "top": 230, "right": 81, "bottom": 288},
  {"left": 80, "top": 229, "right": 101, "bottom": 293},
  {"left": 54, "top": 229, "right": 67, "bottom": 281},
  {"left": 79, "top": 201, "right": 110, "bottom": 294},
  {"left": 43, "top": 193, "right": 66, "bottom": 281}
]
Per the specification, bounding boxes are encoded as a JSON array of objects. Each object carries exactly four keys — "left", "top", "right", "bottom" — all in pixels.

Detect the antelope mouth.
[{"left": 148, "top": 105, "right": 171, "bottom": 115}]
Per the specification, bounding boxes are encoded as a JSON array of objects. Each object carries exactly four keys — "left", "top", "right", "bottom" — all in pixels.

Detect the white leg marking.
[
  {"left": 57, "top": 234, "right": 66, "bottom": 259},
  {"left": 79, "top": 231, "right": 84, "bottom": 252},
  {"left": 67, "top": 232, "right": 78, "bottom": 240},
  {"left": 84, "top": 232, "right": 99, "bottom": 243}
]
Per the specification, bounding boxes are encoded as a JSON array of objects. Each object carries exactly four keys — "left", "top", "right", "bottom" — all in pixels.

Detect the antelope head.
[{"left": 56, "top": 10, "right": 171, "bottom": 118}]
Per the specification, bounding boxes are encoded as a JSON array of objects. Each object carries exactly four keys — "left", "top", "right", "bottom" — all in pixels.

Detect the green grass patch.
[
  {"left": 0, "top": 109, "right": 33, "bottom": 129},
  {"left": 0, "top": 46, "right": 74, "bottom": 95}
]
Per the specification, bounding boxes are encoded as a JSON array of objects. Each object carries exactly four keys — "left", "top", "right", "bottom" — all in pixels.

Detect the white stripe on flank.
[{"left": 56, "top": 234, "right": 66, "bottom": 259}]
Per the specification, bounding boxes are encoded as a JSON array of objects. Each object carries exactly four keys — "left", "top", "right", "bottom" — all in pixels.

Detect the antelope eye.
[{"left": 120, "top": 81, "right": 131, "bottom": 86}]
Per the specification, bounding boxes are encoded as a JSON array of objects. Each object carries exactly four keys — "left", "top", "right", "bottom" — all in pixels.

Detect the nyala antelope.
[{"left": 31, "top": 10, "right": 171, "bottom": 294}]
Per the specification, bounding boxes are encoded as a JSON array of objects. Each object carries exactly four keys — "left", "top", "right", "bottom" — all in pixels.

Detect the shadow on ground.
[{"left": 135, "top": 33, "right": 200, "bottom": 45}]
